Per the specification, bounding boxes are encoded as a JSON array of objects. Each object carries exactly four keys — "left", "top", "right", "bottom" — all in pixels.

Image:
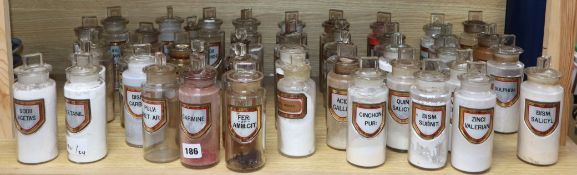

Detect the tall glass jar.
[
  {"left": 197, "top": 7, "right": 225, "bottom": 79},
  {"left": 408, "top": 59, "right": 450, "bottom": 169},
  {"left": 386, "top": 48, "right": 419, "bottom": 151},
  {"left": 277, "top": 55, "right": 316, "bottom": 157},
  {"left": 375, "top": 32, "right": 409, "bottom": 73},
  {"left": 231, "top": 9, "right": 264, "bottom": 73},
  {"left": 518, "top": 56, "right": 563, "bottom": 165},
  {"left": 420, "top": 13, "right": 445, "bottom": 59},
  {"left": 367, "top": 12, "right": 391, "bottom": 56},
  {"left": 473, "top": 23, "right": 500, "bottom": 61},
  {"left": 459, "top": 11, "right": 486, "bottom": 49},
  {"left": 223, "top": 61, "right": 266, "bottom": 172},
  {"left": 451, "top": 62, "right": 495, "bottom": 173},
  {"left": 168, "top": 32, "right": 192, "bottom": 76},
  {"left": 347, "top": 57, "right": 387, "bottom": 167},
  {"left": 179, "top": 52, "right": 221, "bottom": 168},
  {"left": 13, "top": 53, "right": 58, "bottom": 164},
  {"left": 133, "top": 22, "right": 161, "bottom": 53},
  {"left": 326, "top": 57, "right": 359, "bottom": 150},
  {"left": 156, "top": 6, "right": 184, "bottom": 55},
  {"left": 487, "top": 35, "right": 524, "bottom": 133}
]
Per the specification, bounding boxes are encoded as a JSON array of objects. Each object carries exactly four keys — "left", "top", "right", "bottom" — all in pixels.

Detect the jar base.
[
  {"left": 347, "top": 160, "right": 384, "bottom": 168},
  {"left": 226, "top": 162, "right": 265, "bottom": 173},
  {"left": 495, "top": 130, "right": 518, "bottom": 134},
  {"left": 517, "top": 155, "right": 558, "bottom": 166},
  {"left": 125, "top": 141, "right": 143, "bottom": 148},
  {"left": 181, "top": 160, "right": 220, "bottom": 169},
  {"left": 326, "top": 144, "right": 346, "bottom": 151},
  {"left": 18, "top": 154, "right": 59, "bottom": 165},
  {"left": 408, "top": 161, "right": 447, "bottom": 171},
  {"left": 386, "top": 146, "right": 408, "bottom": 153},
  {"left": 278, "top": 149, "right": 316, "bottom": 158},
  {"left": 68, "top": 153, "right": 108, "bottom": 164},
  {"left": 451, "top": 163, "right": 491, "bottom": 174}
]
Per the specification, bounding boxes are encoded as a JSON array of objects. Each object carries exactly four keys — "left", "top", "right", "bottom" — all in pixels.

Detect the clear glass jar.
[
  {"left": 277, "top": 55, "right": 316, "bottom": 157},
  {"left": 156, "top": 6, "right": 184, "bottom": 55},
  {"left": 320, "top": 10, "right": 347, "bottom": 72},
  {"left": 133, "top": 22, "right": 161, "bottom": 53},
  {"left": 322, "top": 30, "right": 356, "bottom": 99},
  {"left": 179, "top": 52, "right": 221, "bottom": 168},
  {"left": 141, "top": 53, "right": 179, "bottom": 163},
  {"left": 518, "top": 56, "right": 563, "bottom": 165},
  {"left": 231, "top": 9, "right": 264, "bottom": 73},
  {"left": 223, "top": 60, "right": 266, "bottom": 172},
  {"left": 346, "top": 57, "right": 387, "bottom": 167},
  {"left": 408, "top": 59, "right": 450, "bottom": 169},
  {"left": 386, "top": 48, "right": 419, "bottom": 151},
  {"left": 446, "top": 49, "right": 474, "bottom": 152},
  {"left": 432, "top": 23, "right": 460, "bottom": 69},
  {"left": 13, "top": 53, "right": 58, "bottom": 164},
  {"left": 451, "top": 61, "right": 495, "bottom": 173},
  {"left": 197, "top": 7, "right": 225, "bottom": 79},
  {"left": 420, "top": 13, "right": 445, "bottom": 59},
  {"left": 459, "top": 11, "right": 486, "bottom": 49},
  {"left": 367, "top": 12, "right": 391, "bottom": 56},
  {"left": 375, "top": 32, "right": 409, "bottom": 73},
  {"left": 168, "top": 32, "right": 191, "bottom": 76},
  {"left": 487, "top": 35, "right": 524, "bottom": 133},
  {"left": 473, "top": 23, "right": 500, "bottom": 61},
  {"left": 326, "top": 57, "right": 359, "bottom": 150}
]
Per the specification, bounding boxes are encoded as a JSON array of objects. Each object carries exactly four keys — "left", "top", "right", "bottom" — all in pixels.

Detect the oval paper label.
[
  {"left": 328, "top": 86, "right": 348, "bottom": 122},
  {"left": 14, "top": 99, "right": 46, "bottom": 135},
  {"left": 459, "top": 106, "right": 493, "bottom": 144},
  {"left": 228, "top": 105, "right": 262, "bottom": 143},
  {"left": 277, "top": 91, "right": 308, "bottom": 119},
  {"left": 524, "top": 99, "right": 560, "bottom": 137},
  {"left": 65, "top": 98, "right": 91, "bottom": 133},
  {"left": 352, "top": 102, "right": 386, "bottom": 138},
  {"left": 412, "top": 102, "right": 446, "bottom": 140},
  {"left": 492, "top": 76, "right": 521, "bottom": 107},
  {"left": 388, "top": 89, "right": 411, "bottom": 124},
  {"left": 142, "top": 97, "right": 167, "bottom": 133},
  {"left": 124, "top": 85, "right": 142, "bottom": 118},
  {"left": 181, "top": 102, "right": 211, "bottom": 138}
]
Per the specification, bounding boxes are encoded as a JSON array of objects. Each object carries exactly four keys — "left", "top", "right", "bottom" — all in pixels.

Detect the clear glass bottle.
[
  {"left": 223, "top": 60, "right": 266, "bottom": 172},
  {"left": 277, "top": 55, "right": 316, "bottom": 157},
  {"left": 13, "top": 53, "right": 58, "bottom": 164},
  {"left": 122, "top": 44, "right": 155, "bottom": 147},
  {"left": 184, "top": 16, "right": 200, "bottom": 40},
  {"left": 231, "top": 9, "right": 264, "bottom": 73},
  {"left": 460, "top": 11, "right": 486, "bottom": 49},
  {"left": 133, "top": 22, "right": 161, "bottom": 53},
  {"left": 367, "top": 12, "right": 391, "bottom": 56},
  {"left": 421, "top": 13, "right": 445, "bottom": 59},
  {"left": 64, "top": 52, "right": 107, "bottom": 163},
  {"left": 168, "top": 32, "right": 192, "bottom": 76},
  {"left": 487, "top": 35, "right": 524, "bottom": 133},
  {"left": 408, "top": 59, "right": 450, "bottom": 169},
  {"left": 197, "top": 7, "right": 225, "bottom": 79},
  {"left": 326, "top": 57, "right": 359, "bottom": 150},
  {"left": 142, "top": 53, "right": 179, "bottom": 163},
  {"left": 179, "top": 51, "right": 221, "bottom": 168},
  {"left": 276, "top": 11, "right": 307, "bottom": 45},
  {"left": 320, "top": 9, "right": 345, "bottom": 71},
  {"left": 386, "top": 48, "right": 419, "bottom": 151},
  {"left": 322, "top": 29, "right": 356, "bottom": 96},
  {"left": 346, "top": 57, "right": 387, "bottom": 167},
  {"left": 473, "top": 23, "right": 500, "bottom": 61},
  {"left": 518, "top": 55, "right": 563, "bottom": 165},
  {"left": 156, "top": 6, "right": 184, "bottom": 55},
  {"left": 451, "top": 61, "right": 495, "bottom": 173},
  {"left": 101, "top": 6, "right": 129, "bottom": 123},
  {"left": 375, "top": 32, "right": 409, "bottom": 73}
]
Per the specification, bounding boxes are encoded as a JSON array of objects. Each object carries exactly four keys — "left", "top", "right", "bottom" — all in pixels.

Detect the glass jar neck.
[
  {"left": 183, "top": 78, "right": 215, "bottom": 88},
  {"left": 19, "top": 73, "right": 50, "bottom": 85},
  {"left": 230, "top": 81, "right": 262, "bottom": 93},
  {"left": 416, "top": 79, "right": 445, "bottom": 92}
]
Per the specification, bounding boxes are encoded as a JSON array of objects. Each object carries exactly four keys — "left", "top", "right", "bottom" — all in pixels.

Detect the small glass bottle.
[
  {"left": 320, "top": 9, "right": 345, "bottom": 69},
  {"left": 122, "top": 44, "right": 155, "bottom": 147},
  {"left": 367, "top": 12, "right": 391, "bottom": 56},
  {"left": 473, "top": 23, "right": 500, "bottom": 61},
  {"left": 231, "top": 9, "right": 264, "bottom": 73},
  {"left": 184, "top": 16, "right": 200, "bottom": 40},
  {"left": 347, "top": 57, "right": 387, "bottom": 167},
  {"left": 65, "top": 52, "right": 107, "bottom": 163},
  {"left": 142, "top": 53, "right": 179, "bottom": 163},
  {"left": 223, "top": 60, "right": 266, "bottom": 172},
  {"left": 321, "top": 30, "right": 356, "bottom": 97},
  {"left": 327, "top": 57, "right": 359, "bottom": 150},
  {"left": 133, "top": 22, "right": 161, "bottom": 53},
  {"left": 386, "top": 48, "right": 419, "bottom": 151},
  {"left": 408, "top": 59, "right": 450, "bottom": 169},
  {"left": 168, "top": 32, "right": 192, "bottom": 75},
  {"left": 451, "top": 61, "right": 495, "bottom": 173},
  {"left": 459, "top": 11, "right": 486, "bottom": 49},
  {"left": 276, "top": 11, "right": 307, "bottom": 45},
  {"left": 375, "top": 32, "right": 409, "bottom": 73},
  {"left": 101, "top": 6, "right": 129, "bottom": 121},
  {"left": 156, "top": 6, "right": 184, "bottom": 55},
  {"left": 277, "top": 55, "right": 316, "bottom": 157},
  {"left": 179, "top": 50, "right": 221, "bottom": 168},
  {"left": 518, "top": 55, "right": 563, "bottom": 165},
  {"left": 197, "top": 7, "right": 225, "bottom": 78},
  {"left": 487, "top": 35, "right": 524, "bottom": 133},
  {"left": 421, "top": 13, "right": 445, "bottom": 59},
  {"left": 13, "top": 53, "right": 58, "bottom": 164}
]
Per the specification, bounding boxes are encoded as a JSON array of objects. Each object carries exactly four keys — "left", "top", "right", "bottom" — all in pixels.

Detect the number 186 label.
[{"left": 182, "top": 143, "right": 202, "bottom": 159}]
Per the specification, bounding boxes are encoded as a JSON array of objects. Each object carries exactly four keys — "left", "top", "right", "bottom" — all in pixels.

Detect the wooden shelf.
[{"left": 1, "top": 78, "right": 577, "bottom": 174}]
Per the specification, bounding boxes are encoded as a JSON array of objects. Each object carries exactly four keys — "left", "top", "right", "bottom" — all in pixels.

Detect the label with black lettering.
[
  {"left": 208, "top": 42, "right": 220, "bottom": 65},
  {"left": 14, "top": 99, "right": 45, "bottom": 135},
  {"left": 110, "top": 43, "right": 123, "bottom": 63},
  {"left": 412, "top": 102, "right": 446, "bottom": 140},
  {"left": 65, "top": 98, "right": 91, "bottom": 133},
  {"left": 492, "top": 76, "right": 521, "bottom": 107},
  {"left": 124, "top": 85, "right": 142, "bottom": 118},
  {"left": 328, "top": 86, "right": 348, "bottom": 122},
  {"left": 181, "top": 103, "right": 211, "bottom": 138},
  {"left": 524, "top": 99, "right": 560, "bottom": 137},
  {"left": 229, "top": 105, "right": 262, "bottom": 143},
  {"left": 352, "top": 102, "right": 385, "bottom": 138},
  {"left": 277, "top": 91, "right": 307, "bottom": 119},
  {"left": 142, "top": 97, "right": 167, "bottom": 133},
  {"left": 388, "top": 89, "right": 411, "bottom": 124},
  {"left": 459, "top": 106, "right": 493, "bottom": 144}
]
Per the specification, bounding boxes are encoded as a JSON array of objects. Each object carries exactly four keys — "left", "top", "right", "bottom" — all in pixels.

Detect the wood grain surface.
[
  {"left": 9, "top": 0, "right": 506, "bottom": 76},
  {"left": 0, "top": 0, "right": 14, "bottom": 139},
  {"left": 0, "top": 77, "right": 575, "bottom": 174}
]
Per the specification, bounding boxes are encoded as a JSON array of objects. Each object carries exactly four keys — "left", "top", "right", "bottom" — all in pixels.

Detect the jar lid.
[
  {"left": 226, "top": 59, "right": 263, "bottom": 83},
  {"left": 386, "top": 32, "right": 410, "bottom": 50},
  {"left": 134, "top": 22, "right": 160, "bottom": 44},
  {"left": 525, "top": 55, "right": 560, "bottom": 84},
  {"left": 232, "top": 9, "right": 261, "bottom": 29},
  {"left": 423, "top": 13, "right": 445, "bottom": 37},
  {"left": 282, "top": 54, "right": 310, "bottom": 80},
  {"left": 334, "top": 56, "right": 359, "bottom": 75},
  {"left": 74, "top": 16, "right": 103, "bottom": 42},
  {"left": 463, "top": 11, "right": 486, "bottom": 33},
  {"left": 184, "top": 16, "right": 199, "bottom": 31},
  {"left": 392, "top": 47, "right": 420, "bottom": 77},
  {"left": 477, "top": 23, "right": 500, "bottom": 47},
  {"left": 333, "top": 18, "right": 350, "bottom": 31},
  {"left": 322, "top": 9, "right": 343, "bottom": 29},
  {"left": 450, "top": 49, "right": 473, "bottom": 71},
  {"left": 492, "top": 34, "right": 524, "bottom": 62},
  {"left": 198, "top": 7, "right": 223, "bottom": 30},
  {"left": 334, "top": 30, "right": 352, "bottom": 43},
  {"left": 14, "top": 53, "right": 52, "bottom": 81},
  {"left": 355, "top": 57, "right": 384, "bottom": 81},
  {"left": 415, "top": 59, "right": 449, "bottom": 82},
  {"left": 458, "top": 61, "right": 492, "bottom": 85},
  {"left": 127, "top": 44, "right": 155, "bottom": 73},
  {"left": 278, "top": 11, "right": 306, "bottom": 34},
  {"left": 279, "top": 44, "right": 306, "bottom": 63},
  {"left": 101, "top": 6, "right": 129, "bottom": 34},
  {"left": 369, "top": 11, "right": 391, "bottom": 32},
  {"left": 144, "top": 52, "right": 177, "bottom": 84},
  {"left": 66, "top": 52, "right": 100, "bottom": 83}
]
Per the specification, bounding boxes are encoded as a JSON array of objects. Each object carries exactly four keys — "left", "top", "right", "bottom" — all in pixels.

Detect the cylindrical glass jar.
[
  {"left": 320, "top": 9, "right": 345, "bottom": 63},
  {"left": 322, "top": 29, "right": 356, "bottom": 98},
  {"left": 231, "top": 9, "right": 264, "bottom": 73},
  {"left": 13, "top": 53, "right": 58, "bottom": 164},
  {"left": 518, "top": 56, "right": 563, "bottom": 165},
  {"left": 197, "top": 7, "right": 225, "bottom": 80},
  {"left": 347, "top": 57, "right": 387, "bottom": 167},
  {"left": 446, "top": 49, "right": 474, "bottom": 152}
]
